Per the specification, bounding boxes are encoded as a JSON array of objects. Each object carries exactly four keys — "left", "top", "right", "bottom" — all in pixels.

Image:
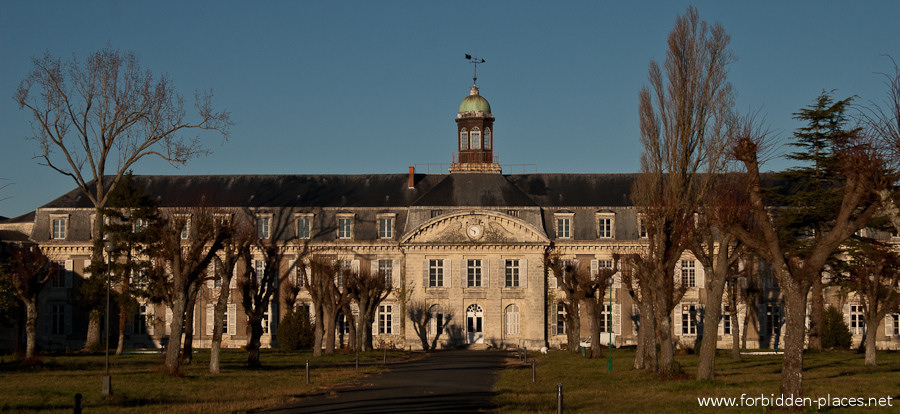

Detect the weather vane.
[{"left": 465, "top": 53, "right": 486, "bottom": 86}]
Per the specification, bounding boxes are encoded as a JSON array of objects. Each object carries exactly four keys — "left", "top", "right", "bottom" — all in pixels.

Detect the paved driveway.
[{"left": 260, "top": 349, "right": 510, "bottom": 413}]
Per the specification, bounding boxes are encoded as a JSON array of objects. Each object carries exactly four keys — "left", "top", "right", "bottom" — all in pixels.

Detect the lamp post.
[
  {"left": 608, "top": 275, "right": 613, "bottom": 373},
  {"left": 102, "top": 240, "right": 114, "bottom": 396}
]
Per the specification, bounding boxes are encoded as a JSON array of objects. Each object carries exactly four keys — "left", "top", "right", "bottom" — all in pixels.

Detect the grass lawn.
[
  {"left": 0, "top": 348, "right": 409, "bottom": 413},
  {"left": 495, "top": 348, "right": 900, "bottom": 413}
]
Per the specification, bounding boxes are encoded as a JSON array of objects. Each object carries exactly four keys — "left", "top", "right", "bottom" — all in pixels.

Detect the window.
[
  {"left": 507, "top": 209, "right": 519, "bottom": 217},
  {"left": 597, "top": 214, "right": 614, "bottom": 239},
  {"left": 262, "top": 306, "right": 271, "bottom": 334},
  {"left": 51, "top": 217, "right": 67, "bottom": 240},
  {"left": 505, "top": 259, "right": 520, "bottom": 287},
  {"left": 892, "top": 314, "right": 899, "bottom": 336},
  {"left": 338, "top": 312, "right": 350, "bottom": 335},
  {"left": 430, "top": 210, "right": 443, "bottom": 218},
  {"left": 556, "top": 217, "right": 571, "bottom": 239},
  {"left": 337, "top": 216, "right": 353, "bottom": 239},
  {"left": 681, "top": 304, "right": 698, "bottom": 335},
  {"left": 430, "top": 305, "right": 445, "bottom": 335},
  {"left": 429, "top": 259, "right": 444, "bottom": 287},
  {"left": 600, "top": 304, "right": 613, "bottom": 333},
  {"left": 338, "top": 260, "right": 351, "bottom": 288},
  {"left": 378, "top": 217, "right": 393, "bottom": 239},
  {"left": 722, "top": 305, "right": 732, "bottom": 335},
  {"left": 254, "top": 259, "right": 266, "bottom": 284},
  {"left": 178, "top": 216, "right": 190, "bottom": 240},
  {"left": 459, "top": 128, "right": 468, "bottom": 150},
  {"left": 638, "top": 214, "right": 647, "bottom": 238},
  {"left": 133, "top": 218, "right": 147, "bottom": 233},
  {"left": 506, "top": 304, "right": 519, "bottom": 335},
  {"left": 51, "top": 262, "right": 66, "bottom": 289},
  {"left": 470, "top": 127, "right": 481, "bottom": 149},
  {"left": 378, "top": 259, "right": 393, "bottom": 287},
  {"left": 133, "top": 305, "right": 148, "bottom": 334},
  {"left": 467, "top": 259, "right": 482, "bottom": 287},
  {"left": 50, "top": 304, "right": 66, "bottom": 335},
  {"left": 556, "top": 304, "right": 567, "bottom": 335},
  {"left": 296, "top": 216, "right": 311, "bottom": 239},
  {"left": 766, "top": 303, "right": 781, "bottom": 336},
  {"left": 257, "top": 216, "right": 271, "bottom": 239},
  {"left": 379, "top": 305, "right": 392, "bottom": 334},
  {"left": 849, "top": 304, "right": 864, "bottom": 335},
  {"left": 222, "top": 309, "right": 229, "bottom": 334},
  {"left": 484, "top": 128, "right": 491, "bottom": 150},
  {"left": 681, "top": 260, "right": 696, "bottom": 288},
  {"left": 131, "top": 269, "right": 148, "bottom": 291}
]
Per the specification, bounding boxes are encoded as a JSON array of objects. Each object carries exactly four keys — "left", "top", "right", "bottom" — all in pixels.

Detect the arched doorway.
[{"left": 466, "top": 304, "right": 484, "bottom": 344}]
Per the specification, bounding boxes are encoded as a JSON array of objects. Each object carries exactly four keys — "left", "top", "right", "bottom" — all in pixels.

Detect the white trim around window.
[
  {"left": 596, "top": 211, "right": 615, "bottom": 239},
  {"left": 336, "top": 213, "right": 354, "bottom": 240},
  {"left": 50, "top": 214, "right": 69, "bottom": 240},
  {"left": 554, "top": 212, "right": 574, "bottom": 239}
]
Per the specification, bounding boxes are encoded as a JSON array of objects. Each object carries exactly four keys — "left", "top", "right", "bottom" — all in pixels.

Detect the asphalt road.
[{"left": 260, "top": 349, "right": 511, "bottom": 413}]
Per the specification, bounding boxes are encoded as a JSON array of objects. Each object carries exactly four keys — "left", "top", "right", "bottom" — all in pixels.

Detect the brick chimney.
[{"left": 408, "top": 166, "right": 415, "bottom": 189}]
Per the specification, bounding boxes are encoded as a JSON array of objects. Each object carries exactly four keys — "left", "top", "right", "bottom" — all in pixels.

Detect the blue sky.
[{"left": 1, "top": 1, "right": 898, "bottom": 218}]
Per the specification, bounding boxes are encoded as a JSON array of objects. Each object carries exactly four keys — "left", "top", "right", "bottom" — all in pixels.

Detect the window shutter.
[
  {"left": 758, "top": 305, "right": 767, "bottom": 335},
  {"left": 83, "top": 259, "right": 92, "bottom": 278},
  {"left": 227, "top": 304, "right": 237, "bottom": 335},
  {"left": 613, "top": 271, "right": 621, "bottom": 289},
  {"left": 370, "top": 260, "right": 378, "bottom": 277},
  {"left": 551, "top": 305, "right": 558, "bottom": 335},
  {"left": 591, "top": 259, "right": 598, "bottom": 278},
  {"left": 231, "top": 264, "right": 238, "bottom": 289},
  {"left": 351, "top": 259, "right": 360, "bottom": 274},
  {"left": 632, "top": 304, "right": 640, "bottom": 335},
  {"left": 165, "top": 307, "right": 173, "bottom": 335},
  {"left": 445, "top": 260, "right": 452, "bottom": 288},
  {"left": 886, "top": 314, "right": 894, "bottom": 336},
  {"left": 549, "top": 271, "right": 557, "bottom": 289},
  {"left": 64, "top": 259, "right": 73, "bottom": 288},
  {"left": 483, "top": 259, "right": 490, "bottom": 288},
  {"left": 423, "top": 260, "right": 429, "bottom": 288},
  {"left": 372, "top": 307, "right": 379, "bottom": 335},
  {"left": 289, "top": 259, "right": 297, "bottom": 287},
  {"left": 303, "top": 264, "right": 312, "bottom": 289},
  {"left": 521, "top": 259, "right": 528, "bottom": 289},
  {"left": 392, "top": 306, "right": 400, "bottom": 335},
  {"left": 613, "top": 304, "right": 621, "bottom": 335},
  {"left": 674, "top": 307, "right": 682, "bottom": 336},
  {"left": 675, "top": 260, "right": 682, "bottom": 286},
  {"left": 392, "top": 260, "right": 401, "bottom": 288},
  {"left": 696, "top": 261, "right": 705, "bottom": 288},
  {"left": 206, "top": 305, "right": 214, "bottom": 336}
]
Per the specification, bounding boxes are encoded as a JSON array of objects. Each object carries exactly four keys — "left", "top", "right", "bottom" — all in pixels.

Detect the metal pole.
[
  {"left": 531, "top": 359, "right": 536, "bottom": 383},
  {"left": 74, "top": 393, "right": 82, "bottom": 414},
  {"left": 102, "top": 242, "right": 112, "bottom": 396},
  {"left": 305, "top": 359, "right": 309, "bottom": 384},
  {"left": 557, "top": 383, "right": 563, "bottom": 414},
  {"left": 383, "top": 347, "right": 387, "bottom": 364},
  {"left": 608, "top": 279, "right": 613, "bottom": 373},
  {"left": 355, "top": 351, "right": 359, "bottom": 371}
]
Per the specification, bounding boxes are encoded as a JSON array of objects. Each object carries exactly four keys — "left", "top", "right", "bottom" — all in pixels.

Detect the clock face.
[{"left": 467, "top": 225, "right": 483, "bottom": 239}]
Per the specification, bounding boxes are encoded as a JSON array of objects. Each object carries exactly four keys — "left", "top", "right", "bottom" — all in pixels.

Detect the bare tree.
[
  {"left": 621, "top": 253, "right": 658, "bottom": 372},
  {"left": 2, "top": 245, "right": 57, "bottom": 359},
  {"left": 728, "top": 116, "right": 884, "bottom": 398},
  {"left": 345, "top": 265, "right": 391, "bottom": 351},
  {"left": 151, "top": 208, "right": 227, "bottom": 375},
  {"left": 838, "top": 240, "right": 900, "bottom": 366},
  {"left": 407, "top": 301, "right": 454, "bottom": 351},
  {"left": 15, "top": 47, "right": 231, "bottom": 350},
  {"left": 634, "top": 6, "right": 735, "bottom": 375},
  {"left": 581, "top": 257, "right": 620, "bottom": 359},
  {"left": 303, "top": 257, "right": 349, "bottom": 356},
  {"left": 545, "top": 251, "right": 590, "bottom": 353},
  {"left": 208, "top": 217, "right": 253, "bottom": 373}
]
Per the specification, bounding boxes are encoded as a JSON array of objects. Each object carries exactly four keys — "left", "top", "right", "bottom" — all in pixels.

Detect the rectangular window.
[
  {"left": 467, "top": 259, "right": 482, "bottom": 287},
  {"left": 180, "top": 217, "right": 190, "bottom": 240},
  {"left": 682, "top": 305, "right": 698, "bottom": 335},
  {"left": 296, "top": 217, "right": 311, "bottom": 239},
  {"left": 131, "top": 269, "right": 148, "bottom": 291},
  {"left": 379, "top": 305, "right": 392, "bottom": 334},
  {"left": 893, "top": 314, "right": 899, "bottom": 336},
  {"left": 431, "top": 209, "right": 443, "bottom": 218},
  {"left": 254, "top": 259, "right": 266, "bottom": 283},
  {"left": 51, "top": 262, "right": 66, "bottom": 289},
  {"left": 766, "top": 303, "right": 781, "bottom": 336},
  {"left": 338, "top": 217, "right": 352, "bottom": 239},
  {"left": 337, "top": 260, "right": 351, "bottom": 288},
  {"left": 507, "top": 209, "right": 519, "bottom": 217},
  {"left": 723, "top": 305, "right": 732, "bottom": 335},
  {"left": 850, "top": 305, "right": 864, "bottom": 335},
  {"left": 222, "top": 309, "right": 229, "bottom": 334},
  {"left": 638, "top": 215, "right": 647, "bottom": 238},
  {"left": 556, "top": 218, "right": 571, "bottom": 239},
  {"left": 505, "top": 259, "right": 520, "bottom": 287},
  {"left": 262, "top": 307, "right": 270, "bottom": 334},
  {"left": 681, "top": 260, "right": 696, "bottom": 288},
  {"left": 133, "top": 218, "right": 147, "bottom": 233},
  {"left": 378, "top": 259, "right": 393, "bottom": 287},
  {"left": 598, "top": 217, "right": 612, "bottom": 238},
  {"left": 379, "top": 218, "right": 393, "bottom": 239},
  {"left": 257, "top": 216, "right": 270, "bottom": 239},
  {"left": 556, "top": 304, "right": 567, "bottom": 335},
  {"left": 133, "top": 305, "right": 148, "bottom": 334},
  {"left": 429, "top": 259, "right": 444, "bottom": 287},
  {"left": 600, "top": 304, "right": 613, "bottom": 333},
  {"left": 51, "top": 218, "right": 67, "bottom": 240},
  {"left": 50, "top": 304, "right": 65, "bottom": 335}
]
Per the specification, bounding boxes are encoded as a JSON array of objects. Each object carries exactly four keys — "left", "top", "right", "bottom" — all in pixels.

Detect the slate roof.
[{"left": 38, "top": 173, "right": 639, "bottom": 210}]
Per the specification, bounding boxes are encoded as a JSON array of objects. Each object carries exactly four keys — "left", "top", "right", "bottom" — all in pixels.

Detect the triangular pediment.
[{"left": 401, "top": 210, "right": 549, "bottom": 244}]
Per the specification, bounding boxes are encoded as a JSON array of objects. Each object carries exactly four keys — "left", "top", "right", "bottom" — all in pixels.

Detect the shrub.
[
  {"left": 278, "top": 307, "right": 314, "bottom": 350},
  {"left": 822, "top": 305, "right": 852, "bottom": 349}
]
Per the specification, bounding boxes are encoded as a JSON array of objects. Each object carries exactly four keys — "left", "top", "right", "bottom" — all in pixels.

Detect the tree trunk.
[
  {"left": 642, "top": 302, "right": 657, "bottom": 373},
  {"left": 210, "top": 287, "right": 231, "bottom": 374},
  {"left": 864, "top": 318, "right": 878, "bottom": 366},
  {"left": 84, "top": 310, "right": 103, "bottom": 352},
  {"left": 654, "top": 304, "right": 675, "bottom": 375},
  {"left": 116, "top": 304, "right": 127, "bottom": 356},
  {"left": 347, "top": 310, "right": 357, "bottom": 351},
  {"left": 807, "top": 277, "right": 824, "bottom": 352},
  {"left": 565, "top": 302, "right": 580, "bottom": 353},
  {"left": 731, "top": 304, "right": 741, "bottom": 360},
  {"left": 313, "top": 303, "right": 324, "bottom": 357},
  {"left": 583, "top": 299, "right": 604, "bottom": 359},
  {"left": 164, "top": 293, "right": 187, "bottom": 375},
  {"left": 779, "top": 290, "right": 808, "bottom": 399},
  {"left": 247, "top": 314, "right": 263, "bottom": 368},
  {"left": 697, "top": 276, "right": 726, "bottom": 381},
  {"left": 182, "top": 300, "right": 195, "bottom": 365},
  {"left": 24, "top": 300, "right": 38, "bottom": 360},
  {"left": 323, "top": 307, "right": 337, "bottom": 355}
]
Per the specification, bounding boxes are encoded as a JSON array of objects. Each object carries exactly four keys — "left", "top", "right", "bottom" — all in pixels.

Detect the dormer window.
[
  {"left": 459, "top": 129, "right": 468, "bottom": 150},
  {"left": 484, "top": 128, "right": 491, "bottom": 150},
  {"left": 51, "top": 215, "right": 68, "bottom": 240},
  {"left": 470, "top": 127, "right": 481, "bottom": 149}
]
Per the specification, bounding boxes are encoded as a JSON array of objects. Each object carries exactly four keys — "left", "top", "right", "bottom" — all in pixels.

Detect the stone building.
[{"left": 2, "top": 81, "right": 898, "bottom": 353}]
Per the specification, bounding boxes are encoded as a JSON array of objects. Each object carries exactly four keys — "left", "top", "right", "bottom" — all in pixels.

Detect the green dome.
[{"left": 459, "top": 85, "right": 491, "bottom": 113}]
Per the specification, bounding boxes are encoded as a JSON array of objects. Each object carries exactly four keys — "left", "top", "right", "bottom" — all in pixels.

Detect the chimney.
[{"left": 408, "top": 166, "right": 415, "bottom": 189}]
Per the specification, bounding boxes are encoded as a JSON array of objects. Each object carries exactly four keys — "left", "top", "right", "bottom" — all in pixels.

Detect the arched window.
[
  {"left": 459, "top": 129, "right": 468, "bottom": 150},
  {"left": 470, "top": 127, "right": 481, "bottom": 149},
  {"left": 506, "top": 304, "right": 520, "bottom": 335},
  {"left": 484, "top": 128, "right": 491, "bottom": 150}
]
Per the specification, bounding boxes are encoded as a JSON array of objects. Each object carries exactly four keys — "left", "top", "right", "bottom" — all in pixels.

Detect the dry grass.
[
  {"left": 0, "top": 348, "right": 409, "bottom": 413},
  {"left": 494, "top": 348, "right": 900, "bottom": 413}
]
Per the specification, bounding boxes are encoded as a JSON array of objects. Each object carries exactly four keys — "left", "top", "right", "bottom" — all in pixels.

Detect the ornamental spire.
[{"left": 465, "top": 53, "right": 486, "bottom": 86}]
